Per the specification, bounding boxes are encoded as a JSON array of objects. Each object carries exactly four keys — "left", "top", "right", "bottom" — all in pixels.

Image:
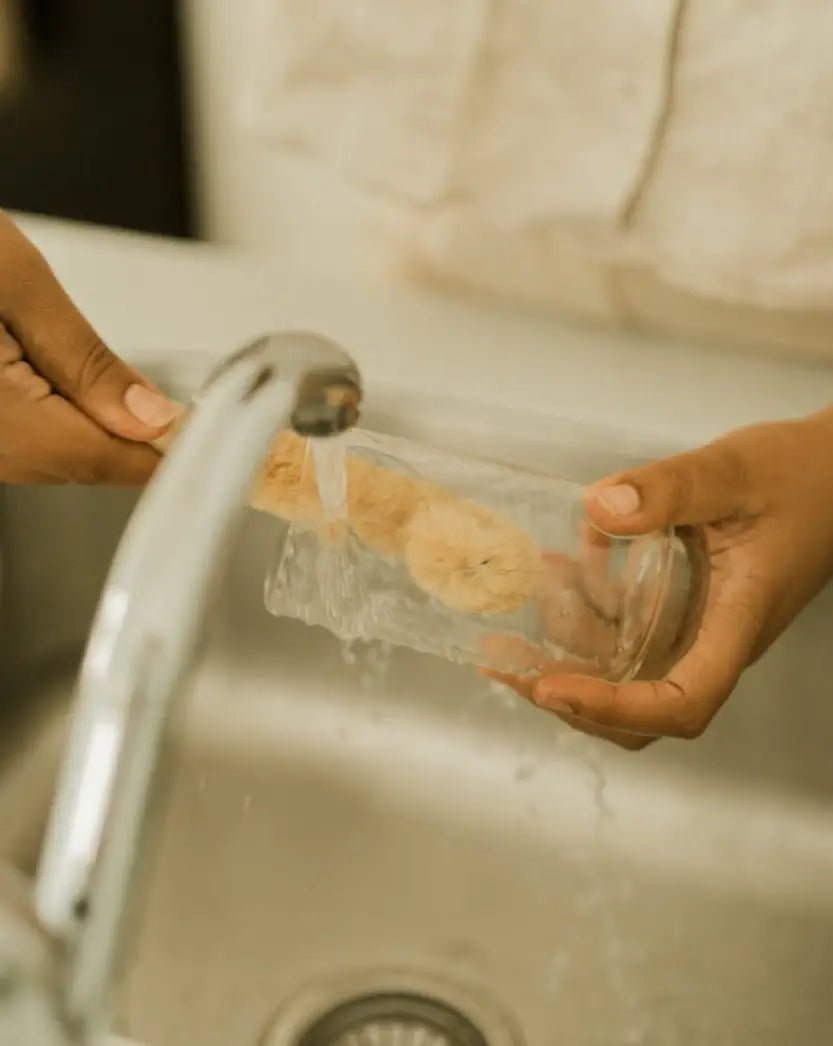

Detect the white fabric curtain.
[{"left": 246, "top": 0, "right": 833, "bottom": 355}]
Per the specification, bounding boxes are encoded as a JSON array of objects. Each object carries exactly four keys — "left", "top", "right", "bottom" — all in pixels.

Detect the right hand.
[
  {"left": 0, "top": 212, "right": 176, "bottom": 485},
  {"left": 487, "top": 407, "right": 833, "bottom": 748}
]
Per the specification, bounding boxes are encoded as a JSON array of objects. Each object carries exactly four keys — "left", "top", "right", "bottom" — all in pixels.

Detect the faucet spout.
[
  {"left": 32, "top": 331, "right": 363, "bottom": 1042},
  {"left": 209, "top": 330, "right": 362, "bottom": 437}
]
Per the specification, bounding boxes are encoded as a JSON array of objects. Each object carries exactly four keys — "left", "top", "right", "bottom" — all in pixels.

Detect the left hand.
[{"left": 0, "top": 212, "right": 176, "bottom": 485}]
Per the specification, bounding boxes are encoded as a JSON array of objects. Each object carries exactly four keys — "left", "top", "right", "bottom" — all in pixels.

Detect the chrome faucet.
[{"left": 0, "top": 332, "right": 362, "bottom": 1045}]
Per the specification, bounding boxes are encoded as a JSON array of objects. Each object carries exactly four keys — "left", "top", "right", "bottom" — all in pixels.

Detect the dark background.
[{"left": 0, "top": 0, "right": 192, "bottom": 236}]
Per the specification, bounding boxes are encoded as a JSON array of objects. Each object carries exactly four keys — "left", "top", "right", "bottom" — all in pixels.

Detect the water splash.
[{"left": 278, "top": 436, "right": 646, "bottom": 1038}]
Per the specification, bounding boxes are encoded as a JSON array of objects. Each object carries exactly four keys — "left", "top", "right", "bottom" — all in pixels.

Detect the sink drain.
[
  {"left": 261, "top": 968, "right": 522, "bottom": 1046},
  {"left": 295, "top": 991, "right": 488, "bottom": 1046}
]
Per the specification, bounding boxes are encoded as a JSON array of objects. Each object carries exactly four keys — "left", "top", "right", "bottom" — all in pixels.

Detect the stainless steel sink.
[{"left": 2, "top": 357, "right": 833, "bottom": 1045}]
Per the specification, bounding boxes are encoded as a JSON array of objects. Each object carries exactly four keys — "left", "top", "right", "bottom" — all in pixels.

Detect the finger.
[
  {"left": 45, "top": 397, "right": 159, "bottom": 484},
  {"left": 574, "top": 525, "right": 619, "bottom": 620},
  {"left": 481, "top": 669, "right": 654, "bottom": 750},
  {"left": 0, "top": 219, "right": 177, "bottom": 441},
  {"left": 533, "top": 558, "right": 763, "bottom": 738},
  {"left": 533, "top": 634, "right": 751, "bottom": 741},
  {"left": 481, "top": 656, "right": 595, "bottom": 699},
  {"left": 584, "top": 438, "right": 749, "bottom": 537},
  {"left": 1, "top": 392, "right": 159, "bottom": 485},
  {"left": 534, "top": 674, "right": 688, "bottom": 737},
  {"left": 481, "top": 668, "right": 539, "bottom": 701},
  {"left": 538, "top": 553, "right": 619, "bottom": 664}
]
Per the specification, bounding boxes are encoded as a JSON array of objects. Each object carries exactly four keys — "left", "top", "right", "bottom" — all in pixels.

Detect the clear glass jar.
[{"left": 261, "top": 428, "right": 705, "bottom": 681}]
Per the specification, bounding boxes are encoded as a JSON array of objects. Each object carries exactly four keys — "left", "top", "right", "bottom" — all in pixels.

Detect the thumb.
[
  {"left": 0, "top": 222, "right": 177, "bottom": 441},
  {"left": 585, "top": 440, "right": 748, "bottom": 536}
]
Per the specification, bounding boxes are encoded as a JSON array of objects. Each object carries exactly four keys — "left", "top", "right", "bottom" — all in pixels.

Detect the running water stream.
[{"left": 310, "top": 434, "right": 348, "bottom": 523}]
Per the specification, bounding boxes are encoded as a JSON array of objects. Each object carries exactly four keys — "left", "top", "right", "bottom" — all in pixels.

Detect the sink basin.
[{"left": 2, "top": 357, "right": 833, "bottom": 1045}]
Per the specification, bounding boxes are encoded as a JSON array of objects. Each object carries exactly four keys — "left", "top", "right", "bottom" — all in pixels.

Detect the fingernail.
[
  {"left": 124, "top": 384, "right": 178, "bottom": 428},
  {"left": 594, "top": 483, "right": 641, "bottom": 517}
]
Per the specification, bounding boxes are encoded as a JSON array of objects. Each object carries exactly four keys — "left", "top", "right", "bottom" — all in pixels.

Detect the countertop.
[{"left": 17, "top": 213, "right": 833, "bottom": 454}]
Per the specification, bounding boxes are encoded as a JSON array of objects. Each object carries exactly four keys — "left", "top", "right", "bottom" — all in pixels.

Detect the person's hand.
[
  {"left": 488, "top": 408, "right": 833, "bottom": 748},
  {"left": 0, "top": 213, "right": 177, "bottom": 484}
]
